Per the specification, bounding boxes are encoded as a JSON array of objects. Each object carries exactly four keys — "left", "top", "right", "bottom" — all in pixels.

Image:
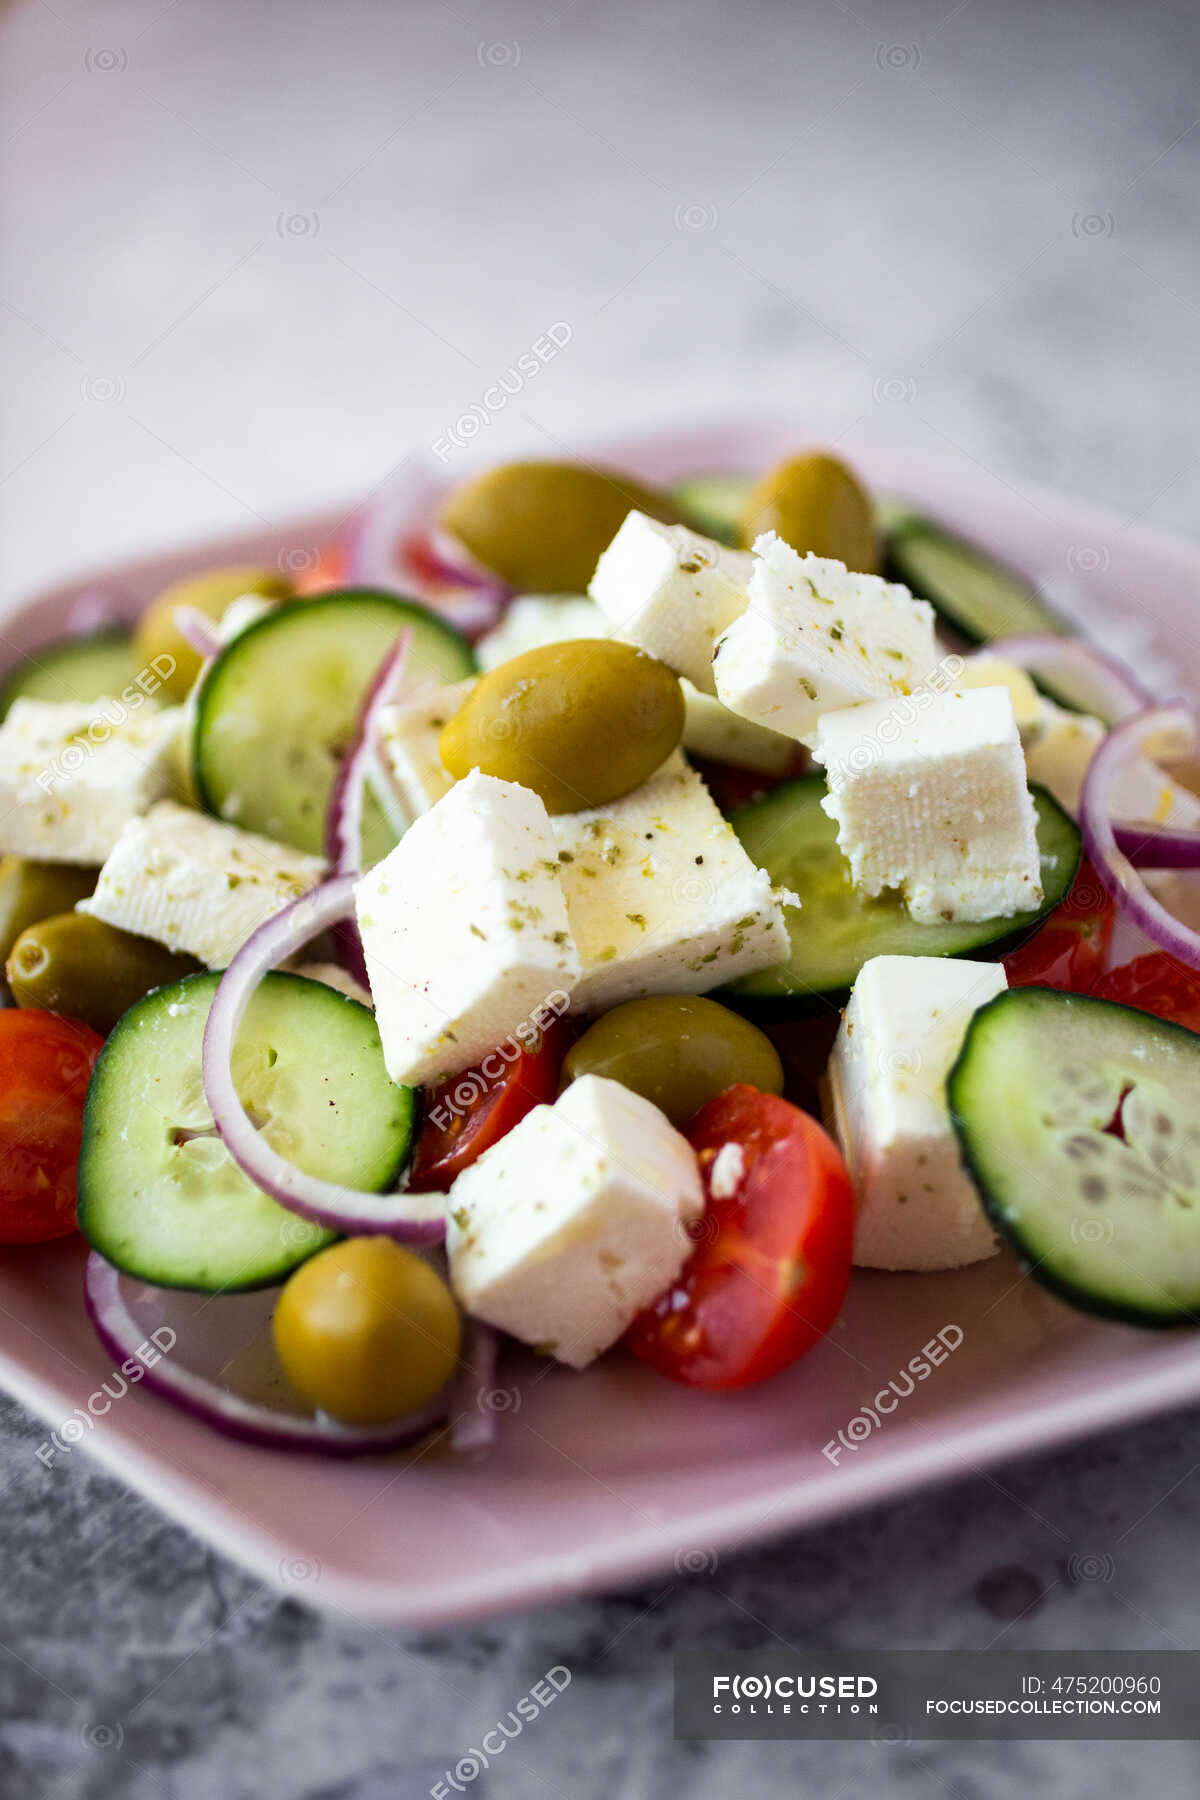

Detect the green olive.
[
  {"left": 133, "top": 565, "right": 291, "bottom": 703},
  {"left": 272, "top": 1238, "right": 461, "bottom": 1425},
  {"left": 440, "top": 640, "right": 685, "bottom": 813},
  {"left": 6, "top": 913, "right": 201, "bottom": 1034},
  {"left": 563, "top": 995, "right": 784, "bottom": 1125},
  {"left": 439, "top": 460, "right": 682, "bottom": 593},
  {"left": 739, "top": 452, "right": 880, "bottom": 572},
  {"left": 0, "top": 858, "right": 96, "bottom": 966}
]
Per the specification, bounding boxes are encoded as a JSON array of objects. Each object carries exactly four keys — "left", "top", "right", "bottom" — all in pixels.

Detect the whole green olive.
[
  {"left": 0, "top": 858, "right": 95, "bottom": 966},
  {"left": 272, "top": 1238, "right": 461, "bottom": 1425},
  {"left": 439, "top": 640, "right": 685, "bottom": 813},
  {"left": 133, "top": 565, "right": 291, "bottom": 703},
  {"left": 439, "top": 460, "right": 682, "bottom": 593},
  {"left": 739, "top": 452, "right": 880, "bottom": 573},
  {"left": 7, "top": 913, "right": 202, "bottom": 1035},
  {"left": 563, "top": 995, "right": 784, "bottom": 1125}
]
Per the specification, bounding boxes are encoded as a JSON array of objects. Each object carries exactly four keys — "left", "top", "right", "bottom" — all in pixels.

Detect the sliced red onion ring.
[
  {"left": 988, "top": 633, "right": 1154, "bottom": 724},
  {"left": 1082, "top": 701, "right": 1200, "bottom": 970},
  {"left": 1112, "top": 821, "right": 1200, "bottom": 870},
  {"left": 66, "top": 585, "right": 131, "bottom": 636},
  {"left": 84, "top": 1252, "right": 447, "bottom": 1458},
  {"left": 201, "top": 875, "right": 445, "bottom": 1239},
  {"left": 326, "top": 628, "right": 413, "bottom": 878},
  {"left": 173, "top": 604, "right": 223, "bottom": 660},
  {"left": 448, "top": 1320, "right": 501, "bottom": 1457},
  {"left": 343, "top": 462, "right": 509, "bottom": 638}
]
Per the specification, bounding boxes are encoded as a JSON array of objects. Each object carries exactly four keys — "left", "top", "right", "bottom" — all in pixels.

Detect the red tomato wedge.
[
  {"left": 626, "top": 1085, "right": 854, "bottom": 1390},
  {"left": 409, "top": 1015, "right": 573, "bottom": 1193},
  {"left": 1092, "top": 952, "right": 1200, "bottom": 1033},
  {"left": 0, "top": 1011, "right": 104, "bottom": 1244},
  {"left": 1003, "top": 857, "right": 1115, "bottom": 993},
  {"left": 291, "top": 541, "right": 348, "bottom": 595}
]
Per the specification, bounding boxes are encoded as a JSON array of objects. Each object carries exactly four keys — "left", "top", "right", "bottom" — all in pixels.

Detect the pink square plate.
[{"left": 2, "top": 421, "right": 1199, "bottom": 1627}]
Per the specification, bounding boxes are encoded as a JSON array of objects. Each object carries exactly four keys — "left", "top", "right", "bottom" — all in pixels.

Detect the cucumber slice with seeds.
[
  {"left": 885, "top": 517, "right": 1065, "bottom": 643},
  {"left": 670, "top": 472, "right": 754, "bottom": 546},
  {"left": 79, "top": 970, "right": 416, "bottom": 1292},
  {"left": 0, "top": 629, "right": 136, "bottom": 720},
  {"left": 949, "top": 987, "right": 1200, "bottom": 1327},
  {"left": 723, "top": 774, "right": 1080, "bottom": 1011},
  {"left": 193, "top": 591, "right": 476, "bottom": 859}
]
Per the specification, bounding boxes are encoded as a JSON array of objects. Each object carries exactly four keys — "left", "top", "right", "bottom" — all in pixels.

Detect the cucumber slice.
[
  {"left": 949, "top": 988, "right": 1200, "bottom": 1327},
  {"left": 79, "top": 970, "right": 416, "bottom": 1292},
  {"left": 0, "top": 629, "right": 135, "bottom": 720},
  {"left": 723, "top": 775, "right": 1080, "bottom": 1010},
  {"left": 885, "top": 518, "right": 1065, "bottom": 643},
  {"left": 193, "top": 591, "right": 476, "bottom": 858},
  {"left": 670, "top": 472, "right": 754, "bottom": 546},
  {"left": 873, "top": 494, "right": 923, "bottom": 537}
]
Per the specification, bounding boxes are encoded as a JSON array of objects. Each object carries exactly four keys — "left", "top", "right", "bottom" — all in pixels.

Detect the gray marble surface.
[{"left": 2, "top": 0, "right": 1200, "bottom": 1794}]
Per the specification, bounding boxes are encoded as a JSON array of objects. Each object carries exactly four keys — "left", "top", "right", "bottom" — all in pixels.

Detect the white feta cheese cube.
[
  {"left": 588, "top": 511, "right": 752, "bottom": 695},
  {"left": 0, "top": 697, "right": 179, "bottom": 865},
  {"left": 446, "top": 1073, "right": 703, "bottom": 1367},
  {"left": 550, "top": 751, "right": 790, "bottom": 1012},
  {"left": 813, "top": 686, "right": 1043, "bottom": 925},
  {"left": 713, "top": 534, "right": 939, "bottom": 742},
  {"left": 376, "top": 678, "right": 476, "bottom": 825},
  {"left": 356, "top": 770, "right": 580, "bottom": 1086},
  {"left": 1024, "top": 698, "right": 1200, "bottom": 826},
  {"left": 82, "top": 800, "right": 326, "bottom": 965},
  {"left": 826, "top": 955, "right": 1005, "bottom": 1270}
]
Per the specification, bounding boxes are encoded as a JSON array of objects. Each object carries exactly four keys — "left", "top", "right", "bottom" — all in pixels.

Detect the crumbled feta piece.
[
  {"left": 1024, "top": 698, "right": 1200, "bottom": 826},
  {"left": 813, "top": 686, "right": 1043, "bottom": 925},
  {"left": 295, "top": 961, "right": 373, "bottom": 1008},
  {"left": 550, "top": 751, "right": 790, "bottom": 1012},
  {"left": 476, "top": 594, "right": 611, "bottom": 668},
  {"left": 446, "top": 1073, "right": 703, "bottom": 1367},
  {"left": 826, "top": 955, "right": 1005, "bottom": 1270},
  {"left": 588, "top": 511, "right": 752, "bottom": 695},
  {"left": 356, "top": 770, "right": 580, "bottom": 1086},
  {"left": 956, "top": 653, "right": 1043, "bottom": 736},
  {"left": 708, "top": 1140, "right": 746, "bottom": 1199},
  {"left": 82, "top": 801, "right": 326, "bottom": 965},
  {"left": 376, "top": 678, "right": 476, "bottom": 824},
  {"left": 712, "top": 534, "right": 939, "bottom": 743},
  {"left": 0, "top": 697, "right": 179, "bottom": 864},
  {"left": 216, "top": 593, "right": 279, "bottom": 642}
]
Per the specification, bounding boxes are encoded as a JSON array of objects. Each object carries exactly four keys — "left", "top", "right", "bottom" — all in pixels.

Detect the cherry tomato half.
[
  {"left": 1003, "top": 858, "right": 1115, "bottom": 993},
  {"left": 409, "top": 1014, "right": 572, "bottom": 1192},
  {"left": 1092, "top": 952, "right": 1200, "bottom": 1033},
  {"left": 0, "top": 1011, "right": 103, "bottom": 1244},
  {"left": 291, "top": 540, "right": 348, "bottom": 595},
  {"left": 626, "top": 1085, "right": 854, "bottom": 1390}
]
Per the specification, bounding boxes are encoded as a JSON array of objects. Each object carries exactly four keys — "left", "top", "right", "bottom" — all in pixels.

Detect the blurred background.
[
  {"left": 3, "top": 0, "right": 1198, "bottom": 608},
  {"left": 3, "top": 3, "right": 1200, "bottom": 1797}
]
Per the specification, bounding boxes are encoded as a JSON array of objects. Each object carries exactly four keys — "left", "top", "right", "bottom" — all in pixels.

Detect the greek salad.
[{"left": 1, "top": 445, "right": 1198, "bottom": 1460}]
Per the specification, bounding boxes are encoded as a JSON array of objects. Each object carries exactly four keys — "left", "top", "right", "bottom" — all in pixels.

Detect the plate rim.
[{"left": 3, "top": 421, "right": 1200, "bottom": 1625}]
